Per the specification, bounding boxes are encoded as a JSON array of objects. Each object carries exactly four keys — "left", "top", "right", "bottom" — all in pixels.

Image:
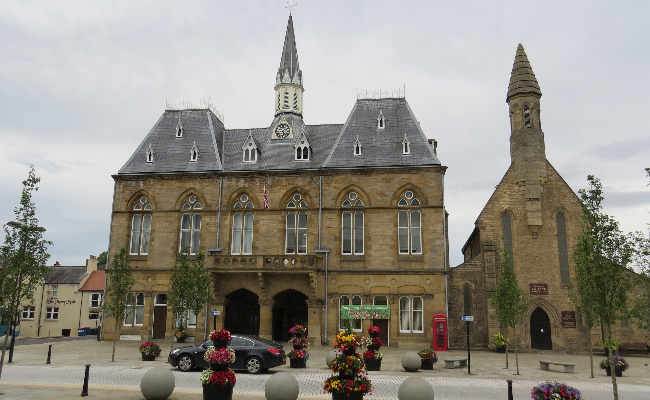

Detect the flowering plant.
[
  {"left": 333, "top": 331, "right": 364, "bottom": 351},
  {"left": 494, "top": 332, "right": 510, "bottom": 347},
  {"left": 367, "top": 326, "right": 381, "bottom": 336},
  {"left": 323, "top": 375, "right": 372, "bottom": 395},
  {"left": 531, "top": 381, "right": 581, "bottom": 400},
  {"left": 288, "top": 348, "right": 310, "bottom": 361},
  {"left": 362, "top": 350, "right": 383, "bottom": 360},
  {"left": 210, "top": 329, "right": 232, "bottom": 341},
  {"left": 174, "top": 330, "right": 187, "bottom": 338},
  {"left": 599, "top": 355, "right": 629, "bottom": 371},
  {"left": 331, "top": 354, "right": 365, "bottom": 375},
  {"left": 289, "top": 324, "right": 307, "bottom": 336},
  {"left": 365, "top": 336, "right": 383, "bottom": 348},
  {"left": 139, "top": 342, "right": 161, "bottom": 356},
  {"left": 289, "top": 336, "right": 309, "bottom": 347},
  {"left": 418, "top": 349, "right": 438, "bottom": 362},
  {"left": 204, "top": 347, "right": 235, "bottom": 364},
  {"left": 200, "top": 369, "right": 237, "bottom": 386}
]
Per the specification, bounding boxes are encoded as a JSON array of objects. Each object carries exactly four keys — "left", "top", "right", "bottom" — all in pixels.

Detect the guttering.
[{"left": 315, "top": 249, "right": 330, "bottom": 345}]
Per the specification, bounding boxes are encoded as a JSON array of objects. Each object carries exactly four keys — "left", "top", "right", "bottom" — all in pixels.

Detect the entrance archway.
[
  {"left": 530, "top": 307, "right": 552, "bottom": 350},
  {"left": 272, "top": 290, "right": 308, "bottom": 341},
  {"left": 225, "top": 289, "right": 260, "bottom": 336}
]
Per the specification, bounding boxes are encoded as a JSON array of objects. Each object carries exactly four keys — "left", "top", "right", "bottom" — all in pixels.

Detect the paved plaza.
[{"left": 0, "top": 336, "right": 648, "bottom": 399}]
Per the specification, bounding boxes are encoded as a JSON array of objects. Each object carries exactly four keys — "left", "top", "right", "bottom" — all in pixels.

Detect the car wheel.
[
  {"left": 177, "top": 354, "right": 194, "bottom": 372},
  {"left": 245, "top": 356, "right": 262, "bottom": 374}
]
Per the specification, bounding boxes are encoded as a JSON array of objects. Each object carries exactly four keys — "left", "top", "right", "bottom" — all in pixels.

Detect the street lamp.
[{"left": 5, "top": 221, "right": 46, "bottom": 363}]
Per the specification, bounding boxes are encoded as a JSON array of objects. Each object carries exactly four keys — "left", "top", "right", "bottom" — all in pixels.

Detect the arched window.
[
  {"left": 286, "top": 193, "right": 308, "bottom": 254},
  {"left": 502, "top": 212, "right": 513, "bottom": 259},
  {"left": 398, "top": 191, "right": 422, "bottom": 254},
  {"left": 377, "top": 110, "right": 385, "bottom": 129},
  {"left": 146, "top": 144, "right": 154, "bottom": 163},
  {"left": 232, "top": 194, "right": 254, "bottom": 255},
  {"left": 556, "top": 212, "right": 570, "bottom": 283},
  {"left": 190, "top": 141, "right": 199, "bottom": 162},
  {"left": 176, "top": 119, "right": 183, "bottom": 138},
  {"left": 179, "top": 195, "right": 202, "bottom": 254},
  {"left": 400, "top": 295, "right": 424, "bottom": 333},
  {"left": 354, "top": 135, "right": 362, "bottom": 156},
  {"left": 130, "top": 196, "right": 153, "bottom": 255},
  {"left": 342, "top": 192, "right": 364, "bottom": 255}
]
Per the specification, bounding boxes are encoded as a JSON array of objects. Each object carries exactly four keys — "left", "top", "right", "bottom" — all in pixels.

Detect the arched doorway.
[
  {"left": 530, "top": 307, "right": 552, "bottom": 350},
  {"left": 225, "top": 289, "right": 260, "bottom": 336},
  {"left": 272, "top": 290, "right": 308, "bottom": 341}
]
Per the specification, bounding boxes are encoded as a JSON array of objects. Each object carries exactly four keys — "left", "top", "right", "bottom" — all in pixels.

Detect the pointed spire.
[
  {"left": 278, "top": 14, "right": 302, "bottom": 85},
  {"left": 506, "top": 44, "right": 542, "bottom": 103}
]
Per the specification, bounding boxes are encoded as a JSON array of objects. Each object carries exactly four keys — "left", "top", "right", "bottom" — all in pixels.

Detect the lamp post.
[{"left": 5, "top": 221, "right": 46, "bottom": 363}]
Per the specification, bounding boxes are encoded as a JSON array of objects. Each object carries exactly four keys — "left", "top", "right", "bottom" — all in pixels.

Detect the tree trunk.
[
  {"left": 606, "top": 327, "right": 619, "bottom": 400},
  {"left": 587, "top": 326, "right": 594, "bottom": 378},
  {"left": 514, "top": 327, "right": 520, "bottom": 375},
  {"left": 112, "top": 324, "right": 119, "bottom": 362},
  {"left": 0, "top": 331, "right": 11, "bottom": 380},
  {"left": 505, "top": 343, "right": 509, "bottom": 369}
]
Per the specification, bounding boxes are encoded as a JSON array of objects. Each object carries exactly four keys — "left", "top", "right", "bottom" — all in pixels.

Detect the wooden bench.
[
  {"left": 620, "top": 342, "right": 649, "bottom": 355},
  {"left": 539, "top": 360, "right": 575, "bottom": 373},
  {"left": 444, "top": 357, "right": 468, "bottom": 369}
]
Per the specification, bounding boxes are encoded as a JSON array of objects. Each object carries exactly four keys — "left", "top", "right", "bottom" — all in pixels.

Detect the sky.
[{"left": 1, "top": 1, "right": 649, "bottom": 269}]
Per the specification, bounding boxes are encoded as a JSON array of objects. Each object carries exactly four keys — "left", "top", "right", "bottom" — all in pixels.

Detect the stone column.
[{"left": 258, "top": 299, "right": 274, "bottom": 340}]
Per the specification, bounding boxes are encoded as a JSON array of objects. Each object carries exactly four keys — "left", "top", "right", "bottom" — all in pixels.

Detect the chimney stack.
[{"left": 86, "top": 255, "right": 98, "bottom": 272}]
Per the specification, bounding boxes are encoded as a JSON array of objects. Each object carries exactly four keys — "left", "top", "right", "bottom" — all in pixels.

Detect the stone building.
[
  {"left": 449, "top": 44, "right": 647, "bottom": 351},
  {"left": 103, "top": 15, "right": 449, "bottom": 348}
]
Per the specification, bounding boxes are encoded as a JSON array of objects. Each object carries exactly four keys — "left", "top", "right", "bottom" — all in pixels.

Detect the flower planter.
[
  {"left": 421, "top": 359, "right": 435, "bottom": 370},
  {"left": 605, "top": 368, "right": 623, "bottom": 377},
  {"left": 176, "top": 336, "right": 186, "bottom": 343},
  {"left": 213, "top": 339, "right": 230, "bottom": 349},
  {"left": 364, "top": 358, "right": 381, "bottom": 371},
  {"left": 293, "top": 345, "right": 303, "bottom": 350},
  {"left": 342, "top": 347, "right": 357, "bottom": 356},
  {"left": 210, "top": 362, "right": 230, "bottom": 371},
  {"left": 367, "top": 345, "right": 380, "bottom": 351},
  {"left": 369, "top": 332, "right": 380, "bottom": 338},
  {"left": 142, "top": 354, "right": 156, "bottom": 361},
  {"left": 496, "top": 346, "right": 506, "bottom": 354},
  {"left": 332, "top": 392, "right": 363, "bottom": 400},
  {"left": 290, "top": 358, "right": 307, "bottom": 368},
  {"left": 202, "top": 383, "right": 233, "bottom": 400}
]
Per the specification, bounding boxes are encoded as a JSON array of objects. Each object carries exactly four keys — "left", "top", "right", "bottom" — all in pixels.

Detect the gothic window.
[
  {"left": 339, "top": 295, "right": 362, "bottom": 331},
  {"left": 502, "top": 212, "right": 513, "bottom": 259},
  {"left": 286, "top": 193, "right": 308, "bottom": 254},
  {"left": 556, "top": 212, "right": 570, "bottom": 283},
  {"left": 354, "top": 136, "right": 362, "bottom": 156},
  {"left": 124, "top": 292, "right": 144, "bottom": 326},
  {"left": 402, "top": 135, "right": 410, "bottom": 155},
  {"left": 232, "top": 194, "right": 254, "bottom": 255},
  {"left": 377, "top": 110, "right": 385, "bottom": 129},
  {"left": 295, "top": 142, "right": 309, "bottom": 160},
  {"left": 398, "top": 191, "right": 422, "bottom": 254},
  {"left": 283, "top": 90, "right": 289, "bottom": 109},
  {"left": 400, "top": 296, "right": 424, "bottom": 333},
  {"left": 180, "top": 195, "right": 202, "bottom": 254},
  {"left": 146, "top": 144, "right": 154, "bottom": 163},
  {"left": 176, "top": 119, "right": 183, "bottom": 138},
  {"left": 463, "top": 286, "right": 472, "bottom": 316},
  {"left": 293, "top": 91, "right": 298, "bottom": 109},
  {"left": 342, "top": 192, "right": 364, "bottom": 255},
  {"left": 242, "top": 133, "right": 258, "bottom": 163},
  {"left": 190, "top": 142, "right": 199, "bottom": 162},
  {"left": 130, "top": 196, "right": 153, "bottom": 255}
]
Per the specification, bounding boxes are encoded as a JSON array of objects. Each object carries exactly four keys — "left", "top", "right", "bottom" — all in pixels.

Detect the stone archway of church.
[
  {"left": 530, "top": 307, "right": 552, "bottom": 350},
  {"left": 224, "top": 289, "right": 260, "bottom": 336},
  {"left": 272, "top": 290, "right": 308, "bottom": 341}
]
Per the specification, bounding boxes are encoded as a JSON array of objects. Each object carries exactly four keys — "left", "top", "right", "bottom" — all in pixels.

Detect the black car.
[{"left": 168, "top": 334, "right": 286, "bottom": 373}]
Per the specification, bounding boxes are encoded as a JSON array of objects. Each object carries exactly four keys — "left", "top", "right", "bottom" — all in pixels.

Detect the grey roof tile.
[{"left": 45, "top": 266, "right": 88, "bottom": 284}]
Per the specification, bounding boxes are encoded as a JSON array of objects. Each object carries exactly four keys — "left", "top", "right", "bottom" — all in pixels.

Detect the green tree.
[
  {"left": 168, "top": 247, "right": 212, "bottom": 350},
  {"left": 97, "top": 251, "right": 107, "bottom": 267},
  {"left": 572, "top": 175, "right": 636, "bottom": 400},
  {"left": 490, "top": 250, "right": 529, "bottom": 374},
  {"left": 103, "top": 247, "right": 136, "bottom": 362},
  {"left": 0, "top": 166, "right": 52, "bottom": 380}
]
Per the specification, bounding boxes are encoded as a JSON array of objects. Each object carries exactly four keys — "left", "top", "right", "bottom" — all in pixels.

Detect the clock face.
[{"left": 275, "top": 122, "right": 291, "bottom": 139}]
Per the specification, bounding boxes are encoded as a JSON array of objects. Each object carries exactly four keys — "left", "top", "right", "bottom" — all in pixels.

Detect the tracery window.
[
  {"left": 130, "top": 196, "right": 153, "bottom": 255},
  {"left": 286, "top": 193, "right": 308, "bottom": 254},
  {"left": 398, "top": 190, "right": 422, "bottom": 254},
  {"left": 232, "top": 194, "right": 254, "bottom": 255},
  {"left": 342, "top": 192, "right": 364, "bottom": 255},
  {"left": 180, "top": 195, "right": 202, "bottom": 254}
]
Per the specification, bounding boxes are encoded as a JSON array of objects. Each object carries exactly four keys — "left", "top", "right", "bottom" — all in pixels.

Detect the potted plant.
[
  {"left": 202, "top": 329, "right": 236, "bottom": 400},
  {"left": 531, "top": 381, "right": 581, "bottom": 399},
  {"left": 362, "top": 349, "right": 383, "bottom": 371},
  {"left": 139, "top": 342, "right": 162, "bottom": 361},
  {"left": 332, "top": 331, "right": 364, "bottom": 355},
  {"left": 204, "top": 347, "right": 235, "bottom": 370},
  {"left": 324, "top": 331, "right": 372, "bottom": 400},
  {"left": 175, "top": 329, "right": 188, "bottom": 343},
  {"left": 418, "top": 349, "right": 438, "bottom": 370},
  {"left": 288, "top": 348, "right": 310, "bottom": 368},
  {"left": 367, "top": 325, "right": 381, "bottom": 338},
  {"left": 210, "top": 329, "right": 232, "bottom": 348},
  {"left": 494, "top": 332, "right": 509, "bottom": 353},
  {"left": 289, "top": 324, "right": 309, "bottom": 368},
  {"left": 289, "top": 324, "right": 307, "bottom": 338},
  {"left": 600, "top": 355, "right": 629, "bottom": 377}
]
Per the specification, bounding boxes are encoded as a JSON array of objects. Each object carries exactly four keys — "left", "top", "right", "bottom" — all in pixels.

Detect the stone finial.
[{"left": 507, "top": 43, "right": 542, "bottom": 103}]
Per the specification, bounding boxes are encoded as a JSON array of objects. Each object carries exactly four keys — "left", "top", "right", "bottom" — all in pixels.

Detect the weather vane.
[{"left": 285, "top": 0, "right": 297, "bottom": 14}]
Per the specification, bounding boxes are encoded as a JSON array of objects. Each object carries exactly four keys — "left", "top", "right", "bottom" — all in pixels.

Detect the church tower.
[
  {"left": 507, "top": 44, "right": 547, "bottom": 237},
  {"left": 270, "top": 14, "right": 304, "bottom": 140}
]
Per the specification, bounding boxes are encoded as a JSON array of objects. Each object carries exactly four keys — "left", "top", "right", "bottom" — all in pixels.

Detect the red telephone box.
[{"left": 433, "top": 313, "right": 448, "bottom": 351}]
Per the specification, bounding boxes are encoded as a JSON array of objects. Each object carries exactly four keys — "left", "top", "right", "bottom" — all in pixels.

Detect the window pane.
[
  {"left": 413, "top": 310, "right": 423, "bottom": 332},
  {"left": 342, "top": 199, "right": 351, "bottom": 207},
  {"left": 182, "top": 202, "right": 191, "bottom": 210},
  {"left": 130, "top": 215, "right": 141, "bottom": 254},
  {"left": 342, "top": 212, "right": 352, "bottom": 254},
  {"left": 124, "top": 306, "right": 134, "bottom": 325},
  {"left": 400, "top": 297, "right": 410, "bottom": 331},
  {"left": 374, "top": 295, "right": 388, "bottom": 305},
  {"left": 354, "top": 211, "right": 363, "bottom": 254},
  {"left": 286, "top": 213, "right": 296, "bottom": 253},
  {"left": 191, "top": 214, "right": 201, "bottom": 254},
  {"left": 193, "top": 202, "right": 202, "bottom": 209},
  {"left": 232, "top": 213, "right": 242, "bottom": 254},
  {"left": 140, "top": 214, "right": 151, "bottom": 254},
  {"left": 136, "top": 293, "right": 145, "bottom": 305},
  {"left": 135, "top": 305, "right": 144, "bottom": 325},
  {"left": 297, "top": 212, "right": 307, "bottom": 254},
  {"left": 187, "top": 310, "right": 197, "bottom": 327},
  {"left": 411, "top": 211, "right": 421, "bottom": 254},
  {"left": 243, "top": 213, "right": 253, "bottom": 254},
  {"left": 398, "top": 211, "right": 409, "bottom": 253}
]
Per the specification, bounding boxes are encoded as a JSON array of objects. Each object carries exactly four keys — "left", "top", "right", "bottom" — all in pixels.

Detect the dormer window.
[
  {"left": 190, "top": 141, "right": 199, "bottom": 162},
  {"left": 402, "top": 135, "right": 410, "bottom": 155},
  {"left": 293, "top": 128, "right": 311, "bottom": 161},
  {"left": 354, "top": 135, "right": 362, "bottom": 156},
  {"left": 242, "top": 132, "right": 258, "bottom": 163},
  {"left": 377, "top": 110, "right": 385, "bottom": 130},
  {"left": 146, "top": 144, "right": 154, "bottom": 163},
  {"left": 176, "top": 119, "right": 184, "bottom": 138}
]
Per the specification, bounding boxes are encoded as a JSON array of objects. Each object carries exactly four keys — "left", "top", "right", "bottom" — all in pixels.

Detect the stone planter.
[
  {"left": 290, "top": 358, "right": 307, "bottom": 368},
  {"left": 496, "top": 346, "right": 506, "bottom": 353},
  {"left": 202, "top": 383, "right": 233, "bottom": 400},
  {"left": 364, "top": 358, "right": 381, "bottom": 371},
  {"left": 605, "top": 368, "right": 623, "bottom": 377},
  {"left": 141, "top": 354, "right": 156, "bottom": 361},
  {"left": 420, "top": 359, "right": 434, "bottom": 370}
]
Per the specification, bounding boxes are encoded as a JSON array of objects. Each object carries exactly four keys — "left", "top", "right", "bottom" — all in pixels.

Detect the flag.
[{"left": 264, "top": 185, "right": 269, "bottom": 210}]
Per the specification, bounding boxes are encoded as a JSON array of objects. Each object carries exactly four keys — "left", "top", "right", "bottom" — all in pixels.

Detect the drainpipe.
[
  {"left": 315, "top": 249, "right": 329, "bottom": 345},
  {"left": 36, "top": 282, "right": 46, "bottom": 337},
  {"left": 216, "top": 178, "right": 223, "bottom": 250}
]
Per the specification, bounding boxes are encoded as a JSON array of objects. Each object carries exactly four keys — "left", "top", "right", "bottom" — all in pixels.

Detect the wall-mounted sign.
[
  {"left": 462, "top": 315, "right": 474, "bottom": 321},
  {"left": 530, "top": 283, "right": 548, "bottom": 295},
  {"left": 562, "top": 311, "right": 576, "bottom": 328},
  {"left": 340, "top": 305, "right": 390, "bottom": 319}
]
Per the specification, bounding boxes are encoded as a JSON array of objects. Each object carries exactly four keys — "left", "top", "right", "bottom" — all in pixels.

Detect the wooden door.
[{"left": 153, "top": 306, "right": 167, "bottom": 339}]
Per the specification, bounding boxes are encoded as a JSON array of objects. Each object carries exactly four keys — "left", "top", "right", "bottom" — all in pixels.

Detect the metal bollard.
[
  {"left": 81, "top": 364, "right": 90, "bottom": 397},
  {"left": 507, "top": 379, "right": 513, "bottom": 400},
  {"left": 46, "top": 344, "right": 52, "bottom": 364}
]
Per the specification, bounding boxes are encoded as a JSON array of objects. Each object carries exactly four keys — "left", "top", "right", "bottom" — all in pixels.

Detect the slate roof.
[
  {"left": 45, "top": 266, "right": 88, "bottom": 285},
  {"left": 323, "top": 98, "right": 441, "bottom": 168},
  {"left": 277, "top": 14, "right": 302, "bottom": 85},
  {"left": 507, "top": 43, "right": 542, "bottom": 102},
  {"left": 79, "top": 270, "right": 106, "bottom": 291},
  {"left": 119, "top": 109, "right": 224, "bottom": 174}
]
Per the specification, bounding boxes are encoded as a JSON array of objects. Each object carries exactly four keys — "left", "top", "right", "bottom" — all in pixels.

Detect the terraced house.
[{"left": 103, "top": 15, "right": 449, "bottom": 348}]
